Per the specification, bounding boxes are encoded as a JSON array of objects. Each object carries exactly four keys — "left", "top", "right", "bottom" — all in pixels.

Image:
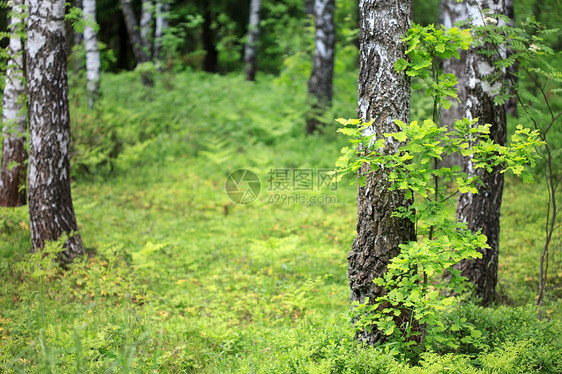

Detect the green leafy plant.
[
  {"left": 335, "top": 22, "right": 543, "bottom": 352},
  {"left": 65, "top": 2, "right": 99, "bottom": 34},
  {"left": 464, "top": 9, "right": 562, "bottom": 320}
]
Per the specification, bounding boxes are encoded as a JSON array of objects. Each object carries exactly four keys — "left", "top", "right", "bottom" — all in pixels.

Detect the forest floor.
[{"left": 0, "top": 70, "right": 561, "bottom": 373}]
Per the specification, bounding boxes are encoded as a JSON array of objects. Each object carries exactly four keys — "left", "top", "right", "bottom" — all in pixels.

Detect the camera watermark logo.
[
  {"left": 225, "top": 168, "right": 337, "bottom": 205},
  {"left": 225, "top": 169, "right": 261, "bottom": 204}
]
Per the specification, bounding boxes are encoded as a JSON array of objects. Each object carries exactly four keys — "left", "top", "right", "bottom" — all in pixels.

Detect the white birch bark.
[
  {"left": 244, "top": 0, "right": 261, "bottom": 81},
  {"left": 154, "top": 0, "right": 169, "bottom": 61},
  {"left": 26, "top": 0, "right": 84, "bottom": 263},
  {"left": 0, "top": 0, "right": 27, "bottom": 207},
  {"left": 83, "top": 0, "right": 101, "bottom": 109}
]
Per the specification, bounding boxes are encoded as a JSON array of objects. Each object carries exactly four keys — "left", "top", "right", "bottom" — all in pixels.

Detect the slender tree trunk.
[
  {"left": 119, "top": 0, "right": 153, "bottom": 85},
  {"left": 202, "top": 7, "right": 218, "bottom": 73},
  {"left": 304, "top": 0, "right": 315, "bottom": 28},
  {"left": 154, "top": 0, "right": 169, "bottom": 62},
  {"left": 72, "top": 0, "right": 84, "bottom": 72},
  {"left": 456, "top": 0, "right": 508, "bottom": 306},
  {"left": 73, "top": 0, "right": 84, "bottom": 63},
  {"left": 349, "top": 0, "right": 415, "bottom": 345},
  {"left": 26, "top": 0, "right": 84, "bottom": 264},
  {"left": 504, "top": 0, "right": 518, "bottom": 117},
  {"left": 0, "top": 0, "right": 27, "bottom": 207},
  {"left": 305, "top": 0, "right": 315, "bottom": 17},
  {"left": 140, "top": 0, "right": 153, "bottom": 58},
  {"left": 306, "top": 0, "right": 335, "bottom": 134},
  {"left": 73, "top": 0, "right": 83, "bottom": 46},
  {"left": 120, "top": 0, "right": 148, "bottom": 63},
  {"left": 83, "top": 0, "right": 101, "bottom": 109},
  {"left": 244, "top": 0, "right": 261, "bottom": 81},
  {"left": 439, "top": 0, "right": 469, "bottom": 168}
]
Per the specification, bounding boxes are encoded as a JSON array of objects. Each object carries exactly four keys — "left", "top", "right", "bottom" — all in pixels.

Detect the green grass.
[{"left": 0, "top": 69, "right": 561, "bottom": 373}]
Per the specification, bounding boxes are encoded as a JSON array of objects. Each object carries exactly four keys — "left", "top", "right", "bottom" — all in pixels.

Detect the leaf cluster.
[{"left": 394, "top": 23, "right": 472, "bottom": 109}]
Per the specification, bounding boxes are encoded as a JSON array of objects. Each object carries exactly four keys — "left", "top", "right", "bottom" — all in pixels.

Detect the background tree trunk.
[
  {"left": 349, "top": 0, "right": 416, "bottom": 345},
  {"left": 456, "top": 0, "right": 508, "bottom": 306},
  {"left": 0, "top": 0, "right": 27, "bottom": 207},
  {"left": 26, "top": 0, "right": 84, "bottom": 264},
  {"left": 154, "top": 0, "right": 169, "bottom": 62},
  {"left": 120, "top": 0, "right": 149, "bottom": 64},
  {"left": 244, "top": 0, "right": 261, "bottom": 81},
  {"left": 306, "top": 0, "right": 335, "bottom": 134},
  {"left": 202, "top": 7, "right": 218, "bottom": 73},
  {"left": 119, "top": 0, "right": 152, "bottom": 85},
  {"left": 83, "top": 0, "right": 101, "bottom": 109},
  {"left": 73, "top": 0, "right": 83, "bottom": 56},
  {"left": 305, "top": 0, "right": 315, "bottom": 17},
  {"left": 439, "top": 0, "right": 469, "bottom": 168},
  {"left": 140, "top": 0, "right": 153, "bottom": 58},
  {"left": 504, "top": 0, "right": 518, "bottom": 117}
]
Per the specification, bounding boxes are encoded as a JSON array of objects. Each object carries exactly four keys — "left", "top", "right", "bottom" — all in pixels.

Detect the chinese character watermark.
[{"left": 225, "top": 168, "right": 337, "bottom": 205}]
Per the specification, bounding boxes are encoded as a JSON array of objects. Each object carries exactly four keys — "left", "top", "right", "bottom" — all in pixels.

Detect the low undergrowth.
[{"left": 0, "top": 70, "right": 560, "bottom": 372}]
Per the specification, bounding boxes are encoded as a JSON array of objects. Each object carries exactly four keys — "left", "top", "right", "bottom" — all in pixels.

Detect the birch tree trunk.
[
  {"left": 83, "top": 0, "right": 101, "bottom": 109},
  {"left": 26, "top": 0, "right": 84, "bottom": 263},
  {"left": 244, "top": 0, "right": 261, "bottom": 81},
  {"left": 439, "top": 0, "right": 469, "bottom": 168},
  {"left": 140, "top": 0, "right": 153, "bottom": 58},
  {"left": 306, "top": 0, "right": 335, "bottom": 134},
  {"left": 0, "top": 0, "right": 27, "bottom": 207},
  {"left": 120, "top": 0, "right": 149, "bottom": 64},
  {"left": 456, "top": 0, "right": 508, "bottom": 306},
  {"left": 120, "top": 0, "right": 153, "bottom": 85},
  {"left": 154, "top": 0, "right": 169, "bottom": 62},
  {"left": 349, "top": 0, "right": 416, "bottom": 345}
]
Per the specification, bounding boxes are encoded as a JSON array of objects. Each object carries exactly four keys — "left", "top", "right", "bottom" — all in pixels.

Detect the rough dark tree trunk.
[
  {"left": 306, "top": 0, "right": 335, "bottom": 134},
  {"left": 349, "top": 0, "right": 416, "bottom": 345},
  {"left": 0, "top": 0, "right": 27, "bottom": 207},
  {"left": 456, "top": 0, "right": 508, "bottom": 306},
  {"left": 119, "top": 0, "right": 153, "bottom": 85},
  {"left": 26, "top": 0, "right": 84, "bottom": 264},
  {"left": 202, "top": 7, "right": 218, "bottom": 73},
  {"left": 244, "top": 0, "right": 261, "bottom": 81}
]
